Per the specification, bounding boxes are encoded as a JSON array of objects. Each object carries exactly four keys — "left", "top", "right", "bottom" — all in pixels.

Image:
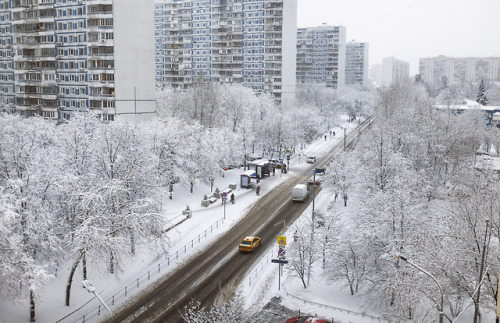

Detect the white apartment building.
[
  {"left": 382, "top": 57, "right": 409, "bottom": 87},
  {"left": 345, "top": 40, "right": 368, "bottom": 87},
  {"left": 419, "top": 56, "right": 500, "bottom": 84},
  {"left": 296, "top": 24, "right": 346, "bottom": 89},
  {"left": 0, "top": 0, "right": 156, "bottom": 121},
  {"left": 155, "top": 0, "right": 297, "bottom": 104}
]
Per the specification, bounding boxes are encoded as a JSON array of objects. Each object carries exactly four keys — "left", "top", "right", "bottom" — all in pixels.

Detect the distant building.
[
  {"left": 382, "top": 57, "right": 410, "bottom": 86},
  {"left": 369, "top": 63, "right": 383, "bottom": 87},
  {"left": 296, "top": 24, "right": 346, "bottom": 89},
  {"left": 154, "top": 0, "right": 298, "bottom": 104},
  {"left": 345, "top": 41, "right": 369, "bottom": 87},
  {"left": 0, "top": 0, "right": 156, "bottom": 121},
  {"left": 419, "top": 56, "right": 500, "bottom": 84}
]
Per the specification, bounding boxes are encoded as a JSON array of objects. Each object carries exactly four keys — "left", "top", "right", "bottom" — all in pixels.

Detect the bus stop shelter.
[{"left": 240, "top": 170, "right": 256, "bottom": 188}]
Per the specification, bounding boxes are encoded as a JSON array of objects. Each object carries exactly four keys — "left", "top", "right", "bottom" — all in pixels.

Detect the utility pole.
[
  {"left": 396, "top": 255, "right": 443, "bottom": 323},
  {"left": 312, "top": 169, "right": 316, "bottom": 233},
  {"left": 474, "top": 219, "right": 490, "bottom": 323},
  {"left": 343, "top": 127, "right": 346, "bottom": 150}
]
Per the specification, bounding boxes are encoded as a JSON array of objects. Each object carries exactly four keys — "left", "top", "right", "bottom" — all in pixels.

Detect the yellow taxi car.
[{"left": 239, "top": 236, "right": 261, "bottom": 253}]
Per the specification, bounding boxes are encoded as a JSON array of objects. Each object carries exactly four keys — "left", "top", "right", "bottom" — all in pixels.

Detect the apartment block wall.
[
  {"left": 296, "top": 24, "right": 346, "bottom": 89},
  {"left": 280, "top": 0, "right": 297, "bottom": 104},
  {"left": 345, "top": 41, "right": 368, "bottom": 87},
  {"left": 0, "top": 0, "right": 156, "bottom": 120},
  {"left": 113, "top": 0, "right": 156, "bottom": 116},
  {"left": 419, "top": 56, "right": 500, "bottom": 84},
  {"left": 382, "top": 57, "right": 409, "bottom": 87},
  {"left": 155, "top": 0, "right": 297, "bottom": 103},
  {"left": 0, "top": 0, "right": 15, "bottom": 110}
]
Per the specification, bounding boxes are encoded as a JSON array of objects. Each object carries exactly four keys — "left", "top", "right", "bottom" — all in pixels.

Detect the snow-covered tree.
[
  {"left": 0, "top": 115, "right": 62, "bottom": 321},
  {"left": 476, "top": 79, "right": 488, "bottom": 106},
  {"left": 287, "top": 217, "right": 318, "bottom": 289},
  {"left": 92, "top": 121, "right": 165, "bottom": 273},
  {"left": 181, "top": 299, "right": 243, "bottom": 323}
]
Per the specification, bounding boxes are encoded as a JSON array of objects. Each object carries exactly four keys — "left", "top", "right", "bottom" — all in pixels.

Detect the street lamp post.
[
  {"left": 222, "top": 196, "right": 227, "bottom": 220},
  {"left": 396, "top": 255, "right": 443, "bottom": 323},
  {"left": 82, "top": 280, "right": 112, "bottom": 317},
  {"left": 312, "top": 169, "right": 316, "bottom": 233},
  {"left": 474, "top": 219, "right": 490, "bottom": 323},
  {"left": 343, "top": 127, "right": 346, "bottom": 150}
]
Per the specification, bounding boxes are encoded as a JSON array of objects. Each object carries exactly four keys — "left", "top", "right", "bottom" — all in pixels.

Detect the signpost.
[
  {"left": 272, "top": 236, "right": 287, "bottom": 290},
  {"left": 277, "top": 236, "right": 286, "bottom": 246},
  {"left": 221, "top": 192, "right": 227, "bottom": 220}
]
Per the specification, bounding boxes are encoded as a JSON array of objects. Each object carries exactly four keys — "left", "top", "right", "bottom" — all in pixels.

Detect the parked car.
[
  {"left": 307, "top": 174, "right": 323, "bottom": 185},
  {"left": 306, "top": 156, "right": 316, "bottom": 164},
  {"left": 239, "top": 236, "right": 261, "bottom": 253},
  {"left": 268, "top": 159, "right": 283, "bottom": 168}
]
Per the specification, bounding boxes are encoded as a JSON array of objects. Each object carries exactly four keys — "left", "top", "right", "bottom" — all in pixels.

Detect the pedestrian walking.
[
  {"left": 230, "top": 193, "right": 235, "bottom": 204},
  {"left": 256, "top": 185, "right": 260, "bottom": 196},
  {"left": 324, "top": 135, "right": 327, "bottom": 141}
]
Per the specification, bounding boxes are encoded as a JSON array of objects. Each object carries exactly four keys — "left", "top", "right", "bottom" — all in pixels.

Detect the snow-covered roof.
[
  {"left": 241, "top": 170, "right": 256, "bottom": 176},
  {"left": 248, "top": 159, "right": 270, "bottom": 166},
  {"left": 435, "top": 100, "right": 500, "bottom": 112}
]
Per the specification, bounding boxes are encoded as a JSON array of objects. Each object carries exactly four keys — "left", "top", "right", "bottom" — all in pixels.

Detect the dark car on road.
[{"left": 286, "top": 316, "right": 330, "bottom": 323}]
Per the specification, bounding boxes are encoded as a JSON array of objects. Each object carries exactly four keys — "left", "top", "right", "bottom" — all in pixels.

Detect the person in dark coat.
[
  {"left": 230, "top": 193, "right": 235, "bottom": 204},
  {"left": 256, "top": 185, "right": 260, "bottom": 196}
]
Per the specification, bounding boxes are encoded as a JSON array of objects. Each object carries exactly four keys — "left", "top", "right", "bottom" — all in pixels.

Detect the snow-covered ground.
[
  {"left": 0, "top": 117, "right": 357, "bottom": 323},
  {"left": 2, "top": 114, "right": 494, "bottom": 323}
]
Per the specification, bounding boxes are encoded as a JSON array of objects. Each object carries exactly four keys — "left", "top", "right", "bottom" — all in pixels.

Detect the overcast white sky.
[{"left": 297, "top": 0, "right": 500, "bottom": 75}]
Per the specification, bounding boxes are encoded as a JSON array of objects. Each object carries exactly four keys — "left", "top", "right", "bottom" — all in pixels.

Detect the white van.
[{"left": 292, "top": 184, "right": 309, "bottom": 202}]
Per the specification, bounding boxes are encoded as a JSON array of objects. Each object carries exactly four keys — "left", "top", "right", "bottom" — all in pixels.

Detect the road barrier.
[
  {"left": 56, "top": 218, "right": 225, "bottom": 323},
  {"left": 281, "top": 282, "right": 393, "bottom": 322}
]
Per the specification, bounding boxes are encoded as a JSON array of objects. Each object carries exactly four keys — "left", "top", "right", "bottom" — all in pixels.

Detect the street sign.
[
  {"left": 277, "top": 235, "right": 286, "bottom": 246},
  {"left": 278, "top": 248, "right": 286, "bottom": 257},
  {"left": 271, "top": 259, "right": 289, "bottom": 264},
  {"left": 222, "top": 192, "right": 227, "bottom": 198}
]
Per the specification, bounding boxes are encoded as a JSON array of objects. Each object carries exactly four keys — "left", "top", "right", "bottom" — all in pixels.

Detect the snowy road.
[
  {"left": 107, "top": 172, "right": 321, "bottom": 322},
  {"left": 106, "top": 119, "right": 371, "bottom": 322}
]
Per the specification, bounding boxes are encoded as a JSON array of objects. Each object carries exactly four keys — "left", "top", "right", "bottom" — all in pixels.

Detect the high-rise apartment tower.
[
  {"left": 419, "top": 56, "right": 500, "bottom": 84},
  {"left": 0, "top": 0, "right": 156, "bottom": 121},
  {"left": 345, "top": 40, "right": 368, "bottom": 87},
  {"left": 296, "top": 24, "right": 346, "bottom": 88},
  {"left": 382, "top": 57, "right": 409, "bottom": 87},
  {"left": 155, "top": 0, "right": 297, "bottom": 104}
]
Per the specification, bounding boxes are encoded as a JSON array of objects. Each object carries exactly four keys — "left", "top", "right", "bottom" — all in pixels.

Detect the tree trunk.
[
  {"left": 110, "top": 250, "right": 115, "bottom": 274},
  {"left": 130, "top": 228, "right": 136, "bottom": 255},
  {"left": 82, "top": 251, "right": 87, "bottom": 280},
  {"left": 30, "top": 289, "right": 35, "bottom": 322},
  {"left": 322, "top": 236, "right": 327, "bottom": 269},
  {"left": 66, "top": 253, "right": 83, "bottom": 306},
  {"left": 300, "top": 276, "right": 307, "bottom": 289}
]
